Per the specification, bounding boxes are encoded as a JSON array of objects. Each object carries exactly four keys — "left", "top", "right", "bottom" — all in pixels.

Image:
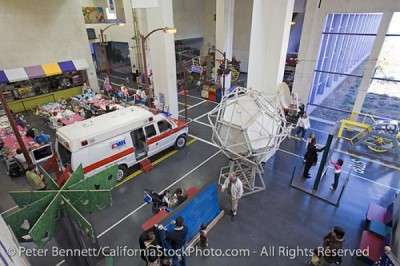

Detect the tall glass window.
[
  {"left": 362, "top": 12, "right": 400, "bottom": 119},
  {"left": 308, "top": 13, "right": 382, "bottom": 122}
]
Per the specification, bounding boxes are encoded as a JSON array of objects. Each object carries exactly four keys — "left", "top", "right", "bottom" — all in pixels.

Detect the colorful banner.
[
  {"left": 0, "top": 59, "right": 88, "bottom": 84},
  {"left": 82, "top": 7, "right": 105, "bottom": 24}
]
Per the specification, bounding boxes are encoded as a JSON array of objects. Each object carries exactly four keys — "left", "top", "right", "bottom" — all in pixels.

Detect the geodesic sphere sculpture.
[{"left": 208, "top": 87, "right": 289, "bottom": 165}]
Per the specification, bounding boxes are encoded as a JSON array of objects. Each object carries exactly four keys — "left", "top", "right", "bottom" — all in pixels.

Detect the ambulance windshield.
[{"left": 57, "top": 142, "right": 71, "bottom": 166}]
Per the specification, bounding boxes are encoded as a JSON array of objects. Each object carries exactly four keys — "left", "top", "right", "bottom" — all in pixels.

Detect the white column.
[
  {"left": 247, "top": 0, "right": 295, "bottom": 94},
  {"left": 352, "top": 12, "right": 393, "bottom": 116},
  {"left": 215, "top": 0, "right": 235, "bottom": 94},
  {"left": 146, "top": 0, "right": 178, "bottom": 118}
]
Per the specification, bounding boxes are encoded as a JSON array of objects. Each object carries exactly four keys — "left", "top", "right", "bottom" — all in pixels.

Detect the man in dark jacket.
[
  {"left": 303, "top": 137, "right": 325, "bottom": 178},
  {"left": 166, "top": 216, "right": 188, "bottom": 266},
  {"left": 320, "top": 226, "right": 345, "bottom": 265}
]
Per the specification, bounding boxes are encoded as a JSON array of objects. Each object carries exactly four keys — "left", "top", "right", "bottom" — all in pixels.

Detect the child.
[
  {"left": 305, "top": 248, "right": 321, "bottom": 265},
  {"left": 296, "top": 112, "right": 311, "bottom": 140},
  {"left": 199, "top": 223, "right": 208, "bottom": 247},
  {"left": 330, "top": 158, "right": 344, "bottom": 190},
  {"left": 161, "top": 190, "right": 171, "bottom": 207}
]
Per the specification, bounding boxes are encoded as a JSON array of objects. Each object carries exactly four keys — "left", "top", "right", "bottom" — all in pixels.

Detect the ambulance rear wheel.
[
  {"left": 175, "top": 135, "right": 187, "bottom": 149},
  {"left": 116, "top": 165, "right": 127, "bottom": 182}
]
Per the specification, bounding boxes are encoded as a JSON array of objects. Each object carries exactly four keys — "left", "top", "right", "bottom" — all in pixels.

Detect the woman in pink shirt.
[{"left": 330, "top": 158, "right": 344, "bottom": 190}]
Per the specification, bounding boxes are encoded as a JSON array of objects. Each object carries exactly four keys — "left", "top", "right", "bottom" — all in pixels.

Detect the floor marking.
[
  {"left": 98, "top": 73, "right": 127, "bottom": 81},
  {"left": 178, "top": 102, "right": 192, "bottom": 107},
  {"left": 348, "top": 172, "right": 400, "bottom": 192},
  {"left": 186, "top": 94, "right": 218, "bottom": 104},
  {"left": 115, "top": 139, "right": 197, "bottom": 188},
  {"left": 188, "top": 134, "right": 219, "bottom": 148},
  {"left": 334, "top": 149, "right": 400, "bottom": 171},
  {"left": 277, "top": 148, "right": 303, "bottom": 158},
  {"left": 97, "top": 203, "right": 147, "bottom": 238},
  {"left": 97, "top": 150, "right": 221, "bottom": 239},
  {"left": 178, "top": 100, "right": 207, "bottom": 113},
  {"left": 192, "top": 120, "right": 212, "bottom": 128},
  {"left": 55, "top": 260, "right": 65, "bottom": 266},
  {"left": 193, "top": 112, "right": 210, "bottom": 122},
  {"left": 0, "top": 205, "right": 18, "bottom": 215}
]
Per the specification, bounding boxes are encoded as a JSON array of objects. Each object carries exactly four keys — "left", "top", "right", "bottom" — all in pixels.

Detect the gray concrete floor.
[{"left": 1, "top": 73, "right": 399, "bottom": 266}]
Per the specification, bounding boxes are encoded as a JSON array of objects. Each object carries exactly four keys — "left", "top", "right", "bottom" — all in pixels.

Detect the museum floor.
[{"left": 0, "top": 71, "right": 398, "bottom": 266}]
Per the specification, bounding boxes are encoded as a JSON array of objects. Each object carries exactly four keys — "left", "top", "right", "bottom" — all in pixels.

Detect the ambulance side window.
[
  {"left": 144, "top": 125, "right": 157, "bottom": 138},
  {"left": 157, "top": 120, "right": 172, "bottom": 133}
]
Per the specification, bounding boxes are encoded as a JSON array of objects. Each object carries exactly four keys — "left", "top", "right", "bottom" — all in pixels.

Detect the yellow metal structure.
[{"left": 337, "top": 119, "right": 372, "bottom": 145}]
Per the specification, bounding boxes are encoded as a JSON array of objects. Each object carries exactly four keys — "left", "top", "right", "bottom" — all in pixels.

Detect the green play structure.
[{"left": 4, "top": 164, "right": 118, "bottom": 247}]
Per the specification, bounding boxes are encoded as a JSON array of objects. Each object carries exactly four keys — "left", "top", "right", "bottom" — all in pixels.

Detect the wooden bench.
[{"left": 366, "top": 202, "right": 393, "bottom": 225}]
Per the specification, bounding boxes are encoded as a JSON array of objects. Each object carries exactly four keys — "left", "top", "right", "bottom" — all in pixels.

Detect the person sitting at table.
[
  {"left": 24, "top": 125, "right": 37, "bottom": 139},
  {"left": 34, "top": 131, "right": 49, "bottom": 144},
  {"left": 48, "top": 112, "right": 61, "bottom": 129},
  {"left": 26, "top": 164, "right": 46, "bottom": 190},
  {"left": 14, "top": 148, "right": 28, "bottom": 170},
  {"left": 35, "top": 105, "right": 43, "bottom": 116},
  {"left": 82, "top": 82, "right": 88, "bottom": 93},
  {"left": 80, "top": 96, "right": 89, "bottom": 107},
  {"left": 15, "top": 114, "right": 25, "bottom": 128},
  {"left": 105, "top": 105, "right": 116, "bottom": 113},
  {"left": 58, "top": 97, "right": 67, "bottom": 106}
]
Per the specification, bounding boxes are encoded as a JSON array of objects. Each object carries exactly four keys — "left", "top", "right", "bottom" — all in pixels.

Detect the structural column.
[
  {"left": 352, "top": 12, "right": 393, "bottom": 116},
  {"left": 146, "top": 0, "right": 178, "bottom": 118},
  {"left": 247, "top": 0, "right": 294, "bottom": 94},
  {"left": 215, "top": 0, "right": 235, "bottom": 94}
]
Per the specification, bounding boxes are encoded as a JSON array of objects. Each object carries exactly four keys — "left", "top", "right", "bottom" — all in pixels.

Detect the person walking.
[
  {"left": 330, "top": 158, "right": 344, "bottom": 190},
  {"left": 221, "top": 172, "right": 244, "bottom": 221},
  {"left": 320, "top": 226, "right": 345, "bottom": 265},
  {"left": 303, "top": 138, "right": 325, "bottom": 178}
]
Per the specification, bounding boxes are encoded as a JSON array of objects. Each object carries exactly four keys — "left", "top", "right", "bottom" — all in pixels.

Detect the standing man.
[
  {"left": 132, "top": 65, "right": 139, "bottom": 83},
  {"left": 166, "top": 216, "right": 188, "bottom": 266},
  {"left": 221, "top": 172, "right": 244, "bottom": 221},
  {"left": 303, "top": 137, "right": 325, "bottom": 178}
]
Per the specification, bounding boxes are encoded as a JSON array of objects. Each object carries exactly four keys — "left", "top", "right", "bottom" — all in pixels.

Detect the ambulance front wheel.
[
  {"left": 116, "top": 165, "right": 127, "bottom": 182},
  {"left": 175, "top": 135, "right": 187, "bottom": 149}
]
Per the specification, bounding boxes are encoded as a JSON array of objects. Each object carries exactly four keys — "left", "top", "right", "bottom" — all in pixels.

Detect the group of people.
[
  {"left": 140, "top": 216, "right": 189, "bottom": 266},
  {"left": 294, "top": 111, "right": 344, "bottom": 191}
]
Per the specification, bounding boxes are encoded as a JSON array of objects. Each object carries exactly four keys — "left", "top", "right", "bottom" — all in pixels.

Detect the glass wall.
[
  {"left": 362, "top": 12, "right": 400, "bottom": 120},
  {"left": 308, "top": 13, "right": 382, "bottom": 122}
]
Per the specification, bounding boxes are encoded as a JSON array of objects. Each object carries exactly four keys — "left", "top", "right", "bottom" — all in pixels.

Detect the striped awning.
[
  {"left": 4, "top": 68, "right": 28, "bottom": 83},
  {"left": 24, "top": 65, "right": 46, "bottom": 79},
  {"left": 0, "top": 59, "right": 89, "bottom": 84}
]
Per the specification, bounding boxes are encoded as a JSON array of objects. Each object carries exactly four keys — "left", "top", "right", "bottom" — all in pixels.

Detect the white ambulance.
[{"left": 55, "top": 106, "right": 188, "bottom": 181}]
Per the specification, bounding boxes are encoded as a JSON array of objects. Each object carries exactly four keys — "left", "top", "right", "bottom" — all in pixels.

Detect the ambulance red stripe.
[{"left": 83, "top": 147, "right": 134, "bottom": 174}]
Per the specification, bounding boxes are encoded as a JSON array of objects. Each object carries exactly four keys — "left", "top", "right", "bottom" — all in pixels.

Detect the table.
[
  {"left": 1, "top": 133, "right": 34, "bottom": 153},
  {"left": 89, "top": 99, "right": 123, "bottom": 111},
  {"left": 41, "top": 102, "right": 63, "bottom": 113},
  {"left": 59, "top": 113, "right": 84, "bottom": 126}
]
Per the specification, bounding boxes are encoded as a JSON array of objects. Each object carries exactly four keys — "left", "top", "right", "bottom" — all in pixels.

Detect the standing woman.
[
  {"left": 303, "top": 137, "right": 325, "bottom": 178},
  {"left": 296, "top": 112, "right": 310, "bottom": 140}
]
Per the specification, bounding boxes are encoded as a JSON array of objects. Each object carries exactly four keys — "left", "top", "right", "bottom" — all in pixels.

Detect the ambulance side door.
[
  {"left": 144, "top": 124, "right": 159, "bottom": 156},
  {"left": 157, "top": 119, "right": 174, "bottom": 151}
]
